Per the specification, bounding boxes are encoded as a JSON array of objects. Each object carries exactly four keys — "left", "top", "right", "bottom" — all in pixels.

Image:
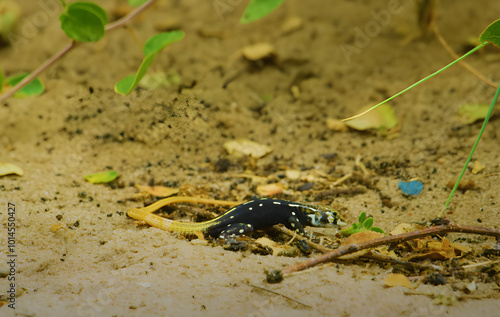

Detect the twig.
[
  {"left": 0, "top": 0, "right": 157, "bottom": 104},
  {"left": 433, "top": 25, "right": 497, "bottom": 88},
  {"left": 281, "top": 223, "right": 500, "bottom": 274},
  {"left": 248, "top": 284, "right": 312, "bottom": 309},
  {"left": 274, "top": 225, "right": 443, "bottom": 271}
]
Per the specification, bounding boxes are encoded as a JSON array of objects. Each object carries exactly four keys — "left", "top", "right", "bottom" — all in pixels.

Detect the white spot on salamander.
[
  {"left": 230, "top": 215, "right": 234, "bottom": 219},
  {"left": 291, "top": 211, "right": 296, "bottom": 216},
  {"left": 288, "top": 204, "right": 300, "bottom": 208},
  {"left": 249, "top": 207, "right": 253, "bottom": 211},
  {"left": 239, "top": 229, "right": 244, "bottom": 234},
  {"left": 273, "top": 201, "right": 281, "bottom": 205},
  {"left": 259, "top": 204, "right": 263, "bottom": 207}
]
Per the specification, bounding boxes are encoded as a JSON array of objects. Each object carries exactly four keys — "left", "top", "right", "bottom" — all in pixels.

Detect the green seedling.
[
  {"left": 84, "top": 170, "right": 119, "bottom": 184},
  {"left": 59, "top": 1, "right": 108, "bottom": 42},
  {"left": 115, "top": 30, "right": 185, "bottom": 95},
  {"left": 340, "top": 212, "right": 385, "bottom": 237},
  {"left": 343, "top": 19, "right": 500, "bottom": 217},
  {"left": 240, "top": 0, "right": 286, "bottom": 24}
]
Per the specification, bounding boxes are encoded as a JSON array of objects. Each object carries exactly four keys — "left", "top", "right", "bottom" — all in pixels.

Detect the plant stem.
[
  {"left": 433, "top": 25, "right": 497, "bottom": 88},
  {"left": 0, "top": 0, "right": 157, "bottom": 104},
  {"left": 439, "top": 82, "right": 500, "bottom": 217},
  {"left": 342, "top": 42, "right": 488, "bottom": 121}
]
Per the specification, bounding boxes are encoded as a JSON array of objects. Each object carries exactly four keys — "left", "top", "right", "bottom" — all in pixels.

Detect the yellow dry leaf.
[
  {"left": 241, "top": 43, "right": 276, "bottom": 61},
  {"left": 256, "top": 183, "right": 284, "bottom": 196},
  {"left": 255, "top": 237, "right": 289, "bottom": 256},
  {"left": 223, "top": 138, "right": 272, "bottom": 159},
  {"left": 0, "top": 163, "right": 23, "bottom": 176},
  {"left": 390, "top": 223, "right": 424, "bottom": 235},
  {"left": 384, "top": 273, "right": 414, "bottom": 289},
  {"left": 135, "top": 184, "right": 179, "bottom": 197},
  {"left": 326, "top": 118, "right": 349, "bottom": 132},
  {"left": 472, "top": 160, "right": 485, "bottom": 175}
]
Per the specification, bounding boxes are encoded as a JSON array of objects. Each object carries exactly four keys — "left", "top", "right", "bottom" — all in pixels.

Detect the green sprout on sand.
[{"left": 340, "top": 212, "right": 385, "bottom": 237}]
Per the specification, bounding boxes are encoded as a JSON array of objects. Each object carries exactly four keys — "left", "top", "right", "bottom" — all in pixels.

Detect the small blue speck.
[{"left": 398, "top": 181, "right": 423, "bottom": 195}]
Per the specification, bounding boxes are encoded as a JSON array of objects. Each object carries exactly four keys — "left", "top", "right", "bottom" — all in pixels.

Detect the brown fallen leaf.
[
  {"left": 384, "top": 273, "right": 415, "bottom": 289},
  {"left": 339, "top": 231, "right": 384, "bottom": 260},
  {"left": 135, "top": 184, "right": 179, "bottom": 197}
]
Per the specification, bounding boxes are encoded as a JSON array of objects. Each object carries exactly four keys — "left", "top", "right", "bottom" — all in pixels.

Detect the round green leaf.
[
  {"left": 240, "top": 0, "right": 285, "bottom": 24},
  {"left": 6, "top": 73, "right": 44, "bottom": 98},
  {"left": 143, "top": 31, "right": 185, "bottom": 56},
  {"left": 479, "top": 19, "right": 500, "bottom": 47},
  {"left": 59, "top": 2, "right": 108, "bottom": 42}
]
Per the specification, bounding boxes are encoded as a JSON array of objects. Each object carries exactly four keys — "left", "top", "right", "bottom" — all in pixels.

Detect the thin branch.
[
  {"left": 433, "top": 25, "right": 497, "bottom": 88},
  {"left": 281, "top": 223, "right": 500, "bottom": 274},
  {"left": 105, "top": 0, "right": 156, "bottom": 32},
  {"left": 0, "top": 0, "right": 157, "bottom": 104}
]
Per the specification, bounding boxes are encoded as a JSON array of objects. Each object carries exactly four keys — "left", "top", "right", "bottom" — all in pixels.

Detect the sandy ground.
[{"left": 1, "top": 0, "right": 500, "bottom": 316}]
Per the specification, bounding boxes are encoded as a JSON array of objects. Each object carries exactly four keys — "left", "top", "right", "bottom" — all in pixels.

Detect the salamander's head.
[{"left": 302, "top": 204, "right": 346, "bottom": 227}]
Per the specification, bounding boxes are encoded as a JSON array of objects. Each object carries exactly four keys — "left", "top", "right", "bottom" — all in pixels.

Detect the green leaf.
[
  {"left": 457, "top": 104, "right": 491, "bottom": 124},
  {"left": 84, "top": 170, "right": 119, "bottom": 184},
  {"left": 240, "top": 0, "right": 285, "bottom": 24},
  {"left": 370, "top": 227, "right": 385, "bottom": 234},
  {"left": 115, "top": 54, "right": 156, "bottom": 95},
  {"left": 479, "top": 19, "right": 500, "bottom": 47},
  {"left": 5, "top": 73, "right": 44, "bottom": 97},
  {"left": 115, "top": 31, "right": 185, "bottom": 95},
  {"left": 127, "top": 0, "right": 149, "bottom": 6},
  {"left": 363, "top": 217, "right": 374, "bottom": 229},
  {"left": 143, "top": 31, "right": 185, "bottom": 56},
  {"left": 358, "top": 212, "right": 366, "bottom": 224},
  {"left": 59, "top": 2, "right": 108, "bottom": 42}
]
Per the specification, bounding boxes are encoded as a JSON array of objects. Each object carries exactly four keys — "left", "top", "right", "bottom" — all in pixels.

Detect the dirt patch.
[{"left": 1, "top": 0, "right": 500, "bottom": 316}]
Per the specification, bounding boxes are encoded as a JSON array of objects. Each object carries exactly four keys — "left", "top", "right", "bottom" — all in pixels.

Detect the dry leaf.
[
  {"left": 255, "top": 237, "right": 289, "bottom": 256},
  {"left": 256, "top": 183, "right": 284, "bottom": 196},
  {"left": 0, "top": 163, "right": 23, "bottom": 176},
  {"left": 281, "top": 16, "right": 303, "bottom": 34},
  {"left": 326, "top": 118, "right": 349, "bottom": 132},
  {"left": 223, "top": 138, "right": 272, "bottom": 159},
  {"left": 471, "top": 160, "right": 485, "bottom": 175},
  {"left": 340, "top": 231, "right": 384, "bottom": 259},
  {"left": 384, "top": 273, "right": 414, "bottom": 289},
  {"left": 135, "top": 184, "right": 179, "bottom": 197},
  {"left": 241, "top": 43, "right": 276, "bottom": 61},
  {"left": 390, "top": 223, "right": 424, "bottom": 235}
]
